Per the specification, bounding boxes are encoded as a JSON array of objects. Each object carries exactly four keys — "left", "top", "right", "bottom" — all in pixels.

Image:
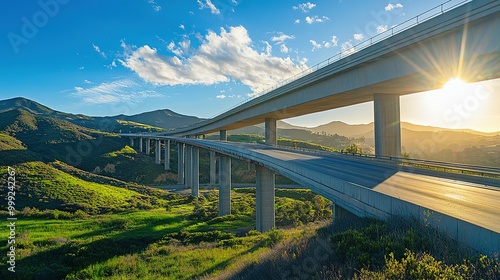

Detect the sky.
[{"left": 1, "top": 0, "right": 499, "bottom": 132}]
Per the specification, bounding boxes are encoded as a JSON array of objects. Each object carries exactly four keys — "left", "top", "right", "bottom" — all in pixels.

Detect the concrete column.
[
  {"left": 164, "top": 140, "right": 170, "bottom": 171},
  {"left": 265, "top": 118, "right": 277, "bottom": 146},
  {"left": 185, "top": 145, "right": 192, "bottom": 190},
  {"left": 139, "top": 138, "right": 143, "bottom": 152},
  {"left": 218, "top": 156, "right": 231, "bottom": 216},
  {"left": 177, "top": 143, "right": 185, "bottom": 185},
  {"left": 332, "top": 204, "right": 355, "bottom": 225},
  {"left": 256, "top": 165, "right": 275, "bottom": 232},
  {"left": 155, "top": 140, "right": 161, "bottom": 164},
  {"left": 146, "top": 138, "right": 151, "bottom": 155},
  {"left": 374, "top": 93, "right": 401, "bottom": 158},
  {"left": 220, "top": 130, "right": 227, "bottom": 141},
  {"left": 130, "top": 138, "right": 134, "bottom": 147},
  {"left": 209, "top": 151, "right": 216, "bottom": 186},
  {"left": 192, "top": 147, "right": 199, "bottom": 197}
]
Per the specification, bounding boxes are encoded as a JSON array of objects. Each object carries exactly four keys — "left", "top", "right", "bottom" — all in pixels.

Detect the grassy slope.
[
  {"left": 0, "top": 188, "right": 329, "bottom": 279},
  {"left": 0, "top": 162, "right": 164, "bottom": 213}
]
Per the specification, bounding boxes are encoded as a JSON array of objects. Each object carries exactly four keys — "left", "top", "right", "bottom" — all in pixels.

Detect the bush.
[
  {"left": 165, "top": 230, "right": 236, "bottom": 245},
  {"left": 264, "top": 228, "right": 285, "bottom": 247},
  {"left": 357, "top": 250, "right": 469, "bottom": 279}
]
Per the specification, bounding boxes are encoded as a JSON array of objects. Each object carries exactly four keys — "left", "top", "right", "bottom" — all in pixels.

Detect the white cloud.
[
  {"left": 216, "top": 94, "right": 226, "bottom": 99},
  {"left": 310, "top": 36, "right": 338, "bottom": 51},
  {"left": 198, "top": 0, "right": 220, "bottom": 15},
  {"left": 353, "top": 33, "right": 364, "bottom": 41},
  {"left": 294, "top": 19, "right": 301, "bottom": 24},
  {"left": 120, "top": 26, "right": 307, "bottom": 94},
  {"left": 331, "top": 36, "right": 339, "bottom": 47},
  {"left": 92, "top": 44, "right": 106, "bottom": 59},
  {"left": 179, "top": 24, "right": 185, "bottom": 30},
  {"left": 310, "top": 40, "right": 322, "bottom": 51},
  {"left": 293, "top": 2, "right": 316, "bottom": 13},
  {"left": 271, "top": 33, "right": 295, "bottom": 44},
  {"left": 105, "top": 59, "right": 117, "bottom": 69},
  {"left": 84, "top": 79, "right": 92, "bottom": 84},
  {"left": 385, "top": 3, "right": 403, "bottom": 11},
  {"left": 280, "top": 44, "right": 289, "bottom": 53},
  {"left": 341, "top": 40, "right": 356, "bottom": 55},
  {"left": 376, "top": 25, "right": 388, "bottom": 33},
  {"left": 71, "top": 79, "right": 163, "bottom": 104},
  {"left": 147, "top": 0, "right": 161, "bottom": 12},
  {"left": 305, "top": 15, "right": 329, "bottom": 24}
]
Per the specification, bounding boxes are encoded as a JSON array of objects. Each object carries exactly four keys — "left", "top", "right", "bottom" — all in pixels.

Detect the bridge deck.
[{"left": 185, "top": 139, "right": 500, "bottom": 234}]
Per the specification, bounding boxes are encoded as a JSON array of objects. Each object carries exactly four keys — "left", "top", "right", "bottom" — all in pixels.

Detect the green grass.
[
  {"left": 0, "top": 187, "right": 333, "bottom": 279},
  {"left": 116, "top": 120, "right": 164, "bottom": 132},
  {"left": 1, "top": 161, "right": 162, "bottom": 213},
  {"left": 0, "top": 133, "right": 25, "bottom": 150}
]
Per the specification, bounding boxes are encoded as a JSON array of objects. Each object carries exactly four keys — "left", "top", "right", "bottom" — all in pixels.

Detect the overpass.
[
  {"left": 119, "top": 0, "right": 500, "bottom": 256},
  {"left": 163, "top": 0, "right": 499, "bottom": 158}
]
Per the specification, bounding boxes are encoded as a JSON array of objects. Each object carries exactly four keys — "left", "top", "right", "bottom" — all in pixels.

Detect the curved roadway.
[{"left": 179, "top": 138, "right": 500, "bottom": 234}]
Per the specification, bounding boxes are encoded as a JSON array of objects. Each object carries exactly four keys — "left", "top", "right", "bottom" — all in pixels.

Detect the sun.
[
  {"left": 442, "top": 78, "right": 466, "bottom": 93},
  {"left": 424, "top": 78, "right": 470, "bottom": 110}
]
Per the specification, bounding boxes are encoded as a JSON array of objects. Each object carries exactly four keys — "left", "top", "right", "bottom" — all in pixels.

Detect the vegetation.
[
  {"left": 0, "top": 162, "right": 163, "bottom": 214},
  {"left": 222, "top": 217, "right": 500, "bottom": 279},
  {"left": 0, "top": 188, "right": 332, "bottom": 279}
]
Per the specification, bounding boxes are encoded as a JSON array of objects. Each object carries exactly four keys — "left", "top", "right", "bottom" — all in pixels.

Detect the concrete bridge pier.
[
  {"left": 177, "top": 143, "right": 185, "bottom": 185},
  {"left": 164, "top": 140, "right": 170, "bottom": 171},
  {"left": 185, "top": 145, "right": 192, "bottom": 190},
  {"left": 139, "top": 138, "right": 143, "bottom": 153},
  {"left": 192, "top": 147, "right": 200, "bottom": 197},
  {"left": 256, "top": 165, "right": 275, "bottom": 232},
  {"left": 265, "top": 118, "right": 277, "bottom": 146},
  {"left": 155, "top": 140, "right": 161, "bottom": 164},
  {"left": 209, "top": 151, "right": 217, "bottom": 186},
  {"left": 218, "top": 156, "right": 231, "bottom": 216},
  {"left": 220, "top": 130, "right": 227, "bottom": 141},
  {"left": 130, "top": 138, "right": 134, "bottom": 147},
  {"left": 374, "top": 93, "right": 401, "bottom": 158},
  {"left": 146, "top": 138, "right": 151, "bottom": 155},
  {"left": 332, "top": 204, "right": 356, "bottom": 225}
]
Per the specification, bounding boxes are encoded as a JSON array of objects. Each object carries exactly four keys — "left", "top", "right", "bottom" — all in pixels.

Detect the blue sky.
[{"left": 1, "top": 0, "right": 499, "bottom": 132}]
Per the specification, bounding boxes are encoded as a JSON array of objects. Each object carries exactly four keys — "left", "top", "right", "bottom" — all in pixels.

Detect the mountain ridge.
[{"left": 2, "top": 97, "right": 497, "bottom": 136}]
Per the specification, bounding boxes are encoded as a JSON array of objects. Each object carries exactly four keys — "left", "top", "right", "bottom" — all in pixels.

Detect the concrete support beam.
[
  {"left": 139, "top": 138, "right": 143, "bottom": 153},
  {"left": 130, "top": 138, "right": 134, "bottom": 147},
  {"left": 256, "top": 165, "right": 275, "bottom": 232},
  {"left": 192, "top": 147, "right": 199, "bottom": 197},
  {"left": 374, "top": 93, "right": 401, "bottom": 158},
  {"left": 146, "top": 138, "right": 151, "bottom": 155},
  {"left": 265, "top": 118, "right": 277, "bottom": 146},
  {"left": 185, "top": 145, "right": 192, "bottom": 190},
  {"left": 209, "top": 151, "right": 216, "bottom": 186},
  {"left": 220, "top": 130, "right": 227, "bottom": 141},
  {"left": 155, "top": 140, "right": 161, "bottom": 164},
  {"left": 164, "top": 140, "right": 170, "bottom": 171},
  {"left": 177, "top": 143, "right": 185, "bottom": 185},
  {"left": 218, "top": 156, "right": 231, "bottom": 216}
]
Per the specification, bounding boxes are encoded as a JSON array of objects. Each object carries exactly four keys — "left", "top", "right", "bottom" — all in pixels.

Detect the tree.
[{"left": 344, "top": 143, "right": 362, "bottom": 154}]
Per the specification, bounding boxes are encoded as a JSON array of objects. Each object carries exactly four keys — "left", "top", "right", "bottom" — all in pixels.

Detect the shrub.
[{"left": 264, "top": 228, "right": 285, "bottom": 247}]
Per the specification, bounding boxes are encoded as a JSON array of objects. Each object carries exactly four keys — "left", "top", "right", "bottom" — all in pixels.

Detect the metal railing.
[{"left": 275, "top": 144, "right": 500, "bottom": 179}]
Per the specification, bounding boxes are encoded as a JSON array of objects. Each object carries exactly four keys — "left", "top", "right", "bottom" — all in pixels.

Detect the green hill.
[
  {"left": 0, "top": 133, "right": 25, "bottom": 150},
  {"left": 0, "top": 109, "right": 96, "bottom": 146},
  {"left": 0, "top": 162, "right": 165, "bottom": 213}
]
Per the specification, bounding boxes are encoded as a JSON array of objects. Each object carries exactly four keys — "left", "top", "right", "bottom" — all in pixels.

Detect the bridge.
[{"left": 120, "top": 0, "right": 500, "bottom": 256}]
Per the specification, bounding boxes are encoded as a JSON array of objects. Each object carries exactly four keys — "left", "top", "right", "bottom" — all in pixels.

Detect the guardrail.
[
  {"left": 275, "top": 144, "right": 500, "bottom": 179},
  {"left": 120, "top": 133, "right": 500, "bottom": 179}
]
